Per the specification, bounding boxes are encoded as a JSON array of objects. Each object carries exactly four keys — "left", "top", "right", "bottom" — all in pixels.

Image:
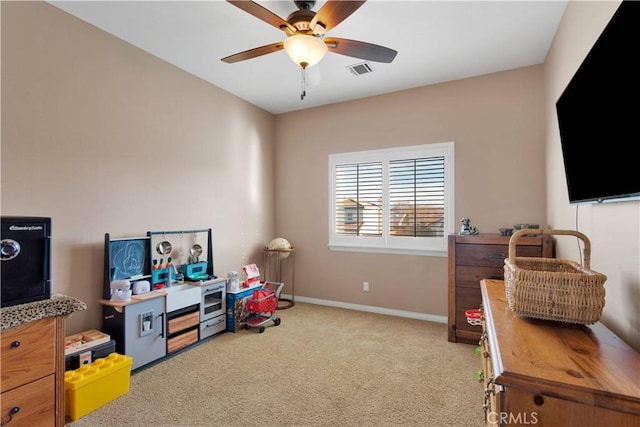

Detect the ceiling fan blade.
[
  {"left": 221, "top": 42, "right": 284, "bottom": 63},
  {"left": 227, "top": 0, "right": 296, "bottom": 33},
  {"left": 310, "top": 0, "right": 366, "bottom": 33},
  {"left": 325, "top": 37, "right": 398, "bottom": 63}
]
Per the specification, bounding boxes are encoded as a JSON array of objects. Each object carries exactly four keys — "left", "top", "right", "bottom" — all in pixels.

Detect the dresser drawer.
[
  {"left": 456, "top": 265, "right": 504, "bottom": 288},
  {"left": 1, "top": 317, "right": 56, "bottom": 393},
  {"left": 0, "top": 374, "right": 55, "bottom": 426},
  {"left": 455, "top": 243, "right": 542, "bottom": 267}
]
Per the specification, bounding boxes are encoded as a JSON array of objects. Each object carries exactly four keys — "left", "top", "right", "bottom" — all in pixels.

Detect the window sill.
[{"left": 328, "top": 244, "right": 447, "bottom": 257}]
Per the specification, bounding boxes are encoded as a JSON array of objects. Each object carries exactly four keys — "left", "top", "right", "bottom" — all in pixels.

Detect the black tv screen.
[{"left": 555, "top": 1, "right": 640, "bottom": 204}]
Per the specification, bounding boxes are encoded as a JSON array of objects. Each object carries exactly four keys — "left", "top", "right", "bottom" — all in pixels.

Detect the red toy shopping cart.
[{"left": 243, "top": 282, "right": 284, "bottom": 333}]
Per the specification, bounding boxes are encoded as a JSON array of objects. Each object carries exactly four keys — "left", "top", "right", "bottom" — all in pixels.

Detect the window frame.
[{"left": 328, "top": 142, "right": 455, "bottom": 257}]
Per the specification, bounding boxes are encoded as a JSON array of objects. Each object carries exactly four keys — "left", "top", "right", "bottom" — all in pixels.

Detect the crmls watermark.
[{"left": 488, "top": 411, "right": 539, "bottom": 425}]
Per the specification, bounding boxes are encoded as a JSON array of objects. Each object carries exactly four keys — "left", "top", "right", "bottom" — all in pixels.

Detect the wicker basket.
[{"left": 503, "top": 229, "right": 607, "bottom": 325}]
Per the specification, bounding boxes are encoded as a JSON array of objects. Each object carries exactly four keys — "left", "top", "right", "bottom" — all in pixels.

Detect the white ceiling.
[{"left": 48, "top": 1, "right": 567, "bottom": 115}]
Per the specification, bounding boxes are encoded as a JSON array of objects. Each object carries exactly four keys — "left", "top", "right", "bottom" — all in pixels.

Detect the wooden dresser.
[
  {"left": 447, "top": 233, "right": 553, "bottom": 344},
  {"left": 1, "top": 296, "right": 85, "bottom": 426},
  {"left": 479, "top": 279, "right": 640, "bottom": 426}
]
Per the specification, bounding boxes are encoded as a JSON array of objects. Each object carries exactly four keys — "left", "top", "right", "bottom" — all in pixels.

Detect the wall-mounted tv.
[{"left": 555, "top": 1, "right": 640, "bottom": 204}]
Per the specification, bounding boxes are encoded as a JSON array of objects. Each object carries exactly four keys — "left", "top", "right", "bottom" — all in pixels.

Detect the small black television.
[{"left": 555, "top": 0, "right": 640, "bottom": 204}]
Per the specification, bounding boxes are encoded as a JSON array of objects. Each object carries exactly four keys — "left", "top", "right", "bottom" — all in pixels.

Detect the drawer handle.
[
  {"left": 159, "top": 313, "right": 165, "bottom": 338},
  {"left": 205, "top": 318, "right": 224, "bottom": 328},
  {"left": 484, "top": 385, "right": 496, "bottom": 398},
  {"left": 478, "top": 331, "right": 487, "bottom": 346},
  {"left": 10, "top": 341, "right": 20, "bottom": 349},
  {"left": 1, "top": 407, "right": 20, "bottom": 426},
  {"left": 484, "top": 377, "right": 495, "bottom": 397}
]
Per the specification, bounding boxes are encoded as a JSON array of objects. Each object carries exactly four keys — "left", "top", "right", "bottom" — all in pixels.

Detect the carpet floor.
[{"left": 67, "top": 302, "right": 484, "bottom": 427}]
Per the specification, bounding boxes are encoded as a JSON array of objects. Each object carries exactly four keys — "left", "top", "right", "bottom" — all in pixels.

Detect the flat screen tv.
[{"left": 555, "top": 0, "right": 640, "bottom": 204}]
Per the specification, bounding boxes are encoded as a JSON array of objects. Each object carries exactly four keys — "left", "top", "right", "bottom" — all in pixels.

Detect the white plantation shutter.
[
  {"left": 329, "top": 142, "right": 454, "bottom": 256},
  {"left": 335, "top": 162, "right": 383, "bottom": 236},
  {"left": 389, "top": 157, "right": 445, "bottom": 237}
]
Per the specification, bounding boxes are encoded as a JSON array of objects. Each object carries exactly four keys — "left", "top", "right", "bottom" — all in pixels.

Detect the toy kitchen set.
[{"left": 99, "top": 228, "right": 227, "bottom": 371}]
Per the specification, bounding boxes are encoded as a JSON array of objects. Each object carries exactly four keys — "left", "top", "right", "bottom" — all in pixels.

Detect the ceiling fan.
[{"left": 221, "top": 0, "right": 398, "bottom": 98}]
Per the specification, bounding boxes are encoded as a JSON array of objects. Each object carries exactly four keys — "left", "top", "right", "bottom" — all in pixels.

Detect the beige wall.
[
  {"left": 544, "top": 0, "right": 639, "bottom": 350},
  {"left": 1, "top": 2, "right": 276, "bottom": 334},
  {"left": 275, "top": 66, "right": 548, "bottom": 317}
]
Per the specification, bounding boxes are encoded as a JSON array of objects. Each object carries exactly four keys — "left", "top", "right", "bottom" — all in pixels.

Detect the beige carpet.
[{"left": 67, "top": 303, "right": 484, "bottom": 427}]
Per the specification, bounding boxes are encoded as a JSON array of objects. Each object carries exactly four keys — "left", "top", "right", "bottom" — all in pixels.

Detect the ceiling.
[{"left": 48, "top": 1, "right": 568, "bottom": 115}]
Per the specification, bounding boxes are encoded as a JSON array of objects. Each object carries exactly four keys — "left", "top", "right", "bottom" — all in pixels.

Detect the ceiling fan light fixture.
[{"left": 283, "top": 34, "right": 328, "bottom": 68}]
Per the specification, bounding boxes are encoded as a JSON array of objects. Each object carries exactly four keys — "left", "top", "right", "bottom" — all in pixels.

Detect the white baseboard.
[{"left": 279, "top": 293, "right": 447, "bottom": 324}]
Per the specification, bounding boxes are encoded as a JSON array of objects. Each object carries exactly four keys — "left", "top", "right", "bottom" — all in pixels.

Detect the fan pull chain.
[{"left": 300, "top": 63, "right": 308, "bottom": 100}]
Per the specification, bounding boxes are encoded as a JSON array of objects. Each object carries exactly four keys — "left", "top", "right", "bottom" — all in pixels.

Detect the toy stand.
[{"left": 263, "top": 247, "right": 295, "bottom": 309}]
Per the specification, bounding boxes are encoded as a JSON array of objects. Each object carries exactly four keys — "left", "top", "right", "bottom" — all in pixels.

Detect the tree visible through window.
[{"left": 329, "top": 142, "right": 454, "bottom": 256}]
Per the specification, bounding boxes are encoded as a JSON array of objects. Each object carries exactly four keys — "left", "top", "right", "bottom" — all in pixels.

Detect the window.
[{"left": 329, "top": 142, "right": 454, "bottom": 256}]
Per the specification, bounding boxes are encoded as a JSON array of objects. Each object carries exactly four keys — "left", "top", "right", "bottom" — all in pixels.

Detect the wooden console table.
[{"left": 479, "top": 279, "right": 640, "bottom": 426}]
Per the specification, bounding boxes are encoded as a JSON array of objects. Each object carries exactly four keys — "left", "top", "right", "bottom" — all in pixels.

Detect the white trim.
[
  {"left": 282, "top": 294, "right": 448, "bottom": 324},
  {"left": 327, "top": 244, "right": 447, "bottom": 257}
]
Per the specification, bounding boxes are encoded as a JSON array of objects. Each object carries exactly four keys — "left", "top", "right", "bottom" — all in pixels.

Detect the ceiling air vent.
[{"left": 348, "top": 62, "right": 374, "bottom": 76}]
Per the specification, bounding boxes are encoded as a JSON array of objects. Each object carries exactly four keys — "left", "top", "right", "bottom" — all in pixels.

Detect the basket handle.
[{"left": 508, "top": 229, "right": 591, "bottom": 269}]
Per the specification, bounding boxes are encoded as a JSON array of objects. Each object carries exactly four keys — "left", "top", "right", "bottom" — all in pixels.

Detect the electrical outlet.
[{"left": 363, "top": 281, "right": 370, "bottom": 292}]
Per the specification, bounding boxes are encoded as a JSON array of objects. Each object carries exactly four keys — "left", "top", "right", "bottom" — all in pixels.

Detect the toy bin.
[{"left": 64, "top": 353, "right": 133, "bottom": 421}]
